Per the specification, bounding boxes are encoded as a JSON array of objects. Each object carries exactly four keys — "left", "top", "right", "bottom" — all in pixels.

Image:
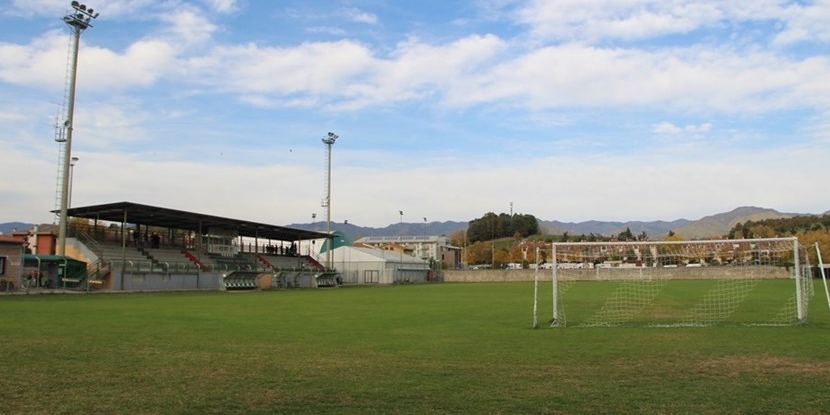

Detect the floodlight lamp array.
[
  {"left": 64, "top": 1, "right": 99, "bottom": 29},
  {"left": 322, "top": 131, "right": 339, "bottom": 145}
]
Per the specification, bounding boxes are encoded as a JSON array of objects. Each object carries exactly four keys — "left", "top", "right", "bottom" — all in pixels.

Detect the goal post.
[
  {"left": 533, "top": 237, "right": 814, "bottom": 328},
  {"left": 815, "top": 243, "right": 830, "bottom": 313}
]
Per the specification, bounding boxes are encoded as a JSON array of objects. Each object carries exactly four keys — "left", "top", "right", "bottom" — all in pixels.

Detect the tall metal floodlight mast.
[
  {"left": 322, "top": 132, "right": 338, "bottom": 271},
  {"left": 57, "top": 1, "right": 98, "bottom": 256}
]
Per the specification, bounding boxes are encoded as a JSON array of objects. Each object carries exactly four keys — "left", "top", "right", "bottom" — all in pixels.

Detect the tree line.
[
  {"left": 727, "top": 215, "right": 830, "bottom": 264},
  {"left": 727, "top": 214, "right": 830, "bottom": 239}
]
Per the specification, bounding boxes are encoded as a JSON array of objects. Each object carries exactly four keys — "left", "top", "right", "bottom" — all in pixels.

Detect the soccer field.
[{"left": 2, "top": 282, "right": 830, "bottom": 414}]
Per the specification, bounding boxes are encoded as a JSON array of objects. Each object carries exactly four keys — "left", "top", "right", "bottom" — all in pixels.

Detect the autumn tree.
[
  {"left": 465, "top": 241, "right": 492, "bottom": 265},
  {"left": 493, "top": 247, "right": 510, "bottom": 269},
  {"left": 448, "top": 229, "right": 467, "bottom": 247},
  {"left": 797, "top": 229, "right": 830, "bottom": 265},
  {"left": 748, "top": 224, "right": 777, "bottom": 238},
  {"left": 728, "top": 215, "right": 830, "bottom": 239}
]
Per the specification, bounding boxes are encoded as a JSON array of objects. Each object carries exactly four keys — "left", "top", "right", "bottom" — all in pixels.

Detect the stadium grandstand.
[{"left": 19, "top": 201, "right": 335, "bottom": 292}]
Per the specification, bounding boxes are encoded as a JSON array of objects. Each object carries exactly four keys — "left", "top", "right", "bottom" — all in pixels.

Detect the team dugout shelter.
[{"left": 54, "top": 201, "right": 334, "bottom": 291}]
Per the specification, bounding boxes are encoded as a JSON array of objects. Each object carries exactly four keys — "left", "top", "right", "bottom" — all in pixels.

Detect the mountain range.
[
  {"left": 288, "top": 206, "right": 799, "bottom": 241},
  {"left": 0, "top": 206, "right": 810, "bottom": 242},
  {"left": 0, "top": 222, "right": 32, "bottom": 236},
  {"left": 537, "top": 206, "right": 796, "bottom": 240}
]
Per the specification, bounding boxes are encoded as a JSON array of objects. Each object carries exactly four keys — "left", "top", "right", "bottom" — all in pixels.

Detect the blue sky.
[{"left": 1, "top": 0, "right": 829, "bottom": 228}]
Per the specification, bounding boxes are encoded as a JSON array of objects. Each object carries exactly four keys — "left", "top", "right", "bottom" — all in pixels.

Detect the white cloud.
[
  {"left": 0, "top": 32, "right": 177, "bottom": 93},
  {"left": 458, "top": 43, "right": 829, "bottom": 113},
  {"left": 365, "top": 34, "right": 508, "bottom": 107},
  {"left": 0, "top": 31, "right": 69, "bottom": 91},
  {"left": 340, "top": 7, "right": 379, "bottom": 25},
  {"left": 82, "top": 40, "right": 177, "bottom": 89},
  {"left": 205, "top": 0, "right": 239, "bottom": 14},
  {"left": 687, "top": 122, "right": 712, "bottom": 133},
  {"left": 163, "top": 33, "right": 829, "bottom": 114},
  {"left": 189, "top": 40, "right": 376, "bottom": 98},
  {"left": 653, "top": 122, "right": 711, "bottom": 134},
  {"left": 773, "top": 1, "right": 830, "bottom": 46},
  {"left": 653, "top": 122, "right": 682, "bottom": 134},
  {"left": 158, "top": 5, "right": 218, "bottom": 46},
  {"left": 507, "top": 0, "right": 830, "bottom": 45},
  {"left": 173, "top": 33, "right": 506, "bottom": 109},
  {"left": 512, "top": 0, "right": 722, "bottom": 42},
  {"left": 9, "top": 4, "right": 827, "bottom": 116}
]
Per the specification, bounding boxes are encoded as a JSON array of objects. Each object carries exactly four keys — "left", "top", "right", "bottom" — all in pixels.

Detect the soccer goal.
[{"left": 532, "top": 237, "right": 814, "bottom": 328}]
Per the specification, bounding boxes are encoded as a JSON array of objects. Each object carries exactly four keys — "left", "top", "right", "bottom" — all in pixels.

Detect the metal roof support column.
[{"left": 120, "top": 208, "right": 127, "bottom": 290}]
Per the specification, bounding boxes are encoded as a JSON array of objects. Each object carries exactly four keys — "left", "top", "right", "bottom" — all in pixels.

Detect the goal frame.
[{"left": 533, "top": 237, "right": 809, "bottom": 328}]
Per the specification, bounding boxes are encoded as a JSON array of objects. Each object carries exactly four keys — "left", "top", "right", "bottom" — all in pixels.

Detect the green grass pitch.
[{"left": 2, "top": 282, "right": 830, "bottom": 414}]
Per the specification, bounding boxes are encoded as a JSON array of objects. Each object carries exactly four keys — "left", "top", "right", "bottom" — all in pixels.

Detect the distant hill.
[
  {"left": 0, "top": 222, "right": 32, "bottom": 235},
  {"left": 539, "top": 206, "right": 799, "bottom": 240},
  {"left": 538, "top": 219, "right": 691, "bottom": 239},
  {"left": 290, "top": 207, "right": 801, "bottom": 241},
  {"left": 286, "top": 220, "right": 469, "bottom": 242},
  {"left": 671, "top": 206, "right": 795, "bottom": 239}
]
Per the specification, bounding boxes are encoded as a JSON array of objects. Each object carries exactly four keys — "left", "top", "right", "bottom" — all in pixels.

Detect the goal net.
[{"left": 532, "top": 237, "right": 814, "bottom": 328}]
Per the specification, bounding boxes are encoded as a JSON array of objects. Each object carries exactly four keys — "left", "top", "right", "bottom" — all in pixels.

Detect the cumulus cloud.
[
  {"left": 158, "top": 5, "right": 219, "bottom": 46},
  {"left": 513, "top": 0, "right": 721, "bottom": 42},
  {"left": 0, "top": 33, "right": 177, "bottom": 93},
  {"left": 773, "top": 1, "right": 830, "bottom": 46},
  {"left": 189, "top": 40, "right": 376, "bottom": 97},
  {"left": 8, "top": 1, "right": 827, "bottom": 115},
  {"left": 507, "top": 0, "right": 830, "bottom": 46},
  {"left": 448, "top": 43, "right": 824, "bottom": 113},
  {"left": 0, "top": 31, "right": 70, "bottom": 90},
  {"left": 165, "top": 31, "right": 828, "bottom": 114}
]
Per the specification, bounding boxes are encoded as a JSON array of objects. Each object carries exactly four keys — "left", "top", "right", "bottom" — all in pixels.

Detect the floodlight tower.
[
  {"left": 57, "top": 1, "right": 98, "bottom": 256},
  {"left": 321, "top": 132, "right": 338, "bottom": 270}
]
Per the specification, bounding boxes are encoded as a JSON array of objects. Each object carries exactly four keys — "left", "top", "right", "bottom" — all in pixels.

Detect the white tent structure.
[{"left": 330, "top": 245, "right": 430, "bottom": 285}]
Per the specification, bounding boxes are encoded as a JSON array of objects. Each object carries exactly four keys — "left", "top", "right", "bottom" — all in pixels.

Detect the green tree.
[
  {"left": 617, "top": 227, "right": 634, "bottom": 241},
  {"left": 468, "top": 212, "right": 539, "bottom": 243}
]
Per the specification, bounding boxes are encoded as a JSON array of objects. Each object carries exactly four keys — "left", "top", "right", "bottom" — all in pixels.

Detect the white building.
[
  {"left": 329, "top": 245, "right": 430, "bottom": 285},
  {"left": 354, "top": 235, "right": 461, "bottom": 268}
]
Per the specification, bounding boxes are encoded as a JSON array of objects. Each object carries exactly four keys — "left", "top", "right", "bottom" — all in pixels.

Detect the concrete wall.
[
  {"left": 444, "top": 269, "right": 538, "bottom": 282},
  {"left": 112, "top": 271, "right": 222, "bottom": 291},
  {"left": 443, "top": 266, "right": 791, "bottom": 283}
]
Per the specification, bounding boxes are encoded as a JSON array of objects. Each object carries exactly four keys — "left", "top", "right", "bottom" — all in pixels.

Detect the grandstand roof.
[{"left": 61, "top": 201, "right": 330, "bottom": 242}]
